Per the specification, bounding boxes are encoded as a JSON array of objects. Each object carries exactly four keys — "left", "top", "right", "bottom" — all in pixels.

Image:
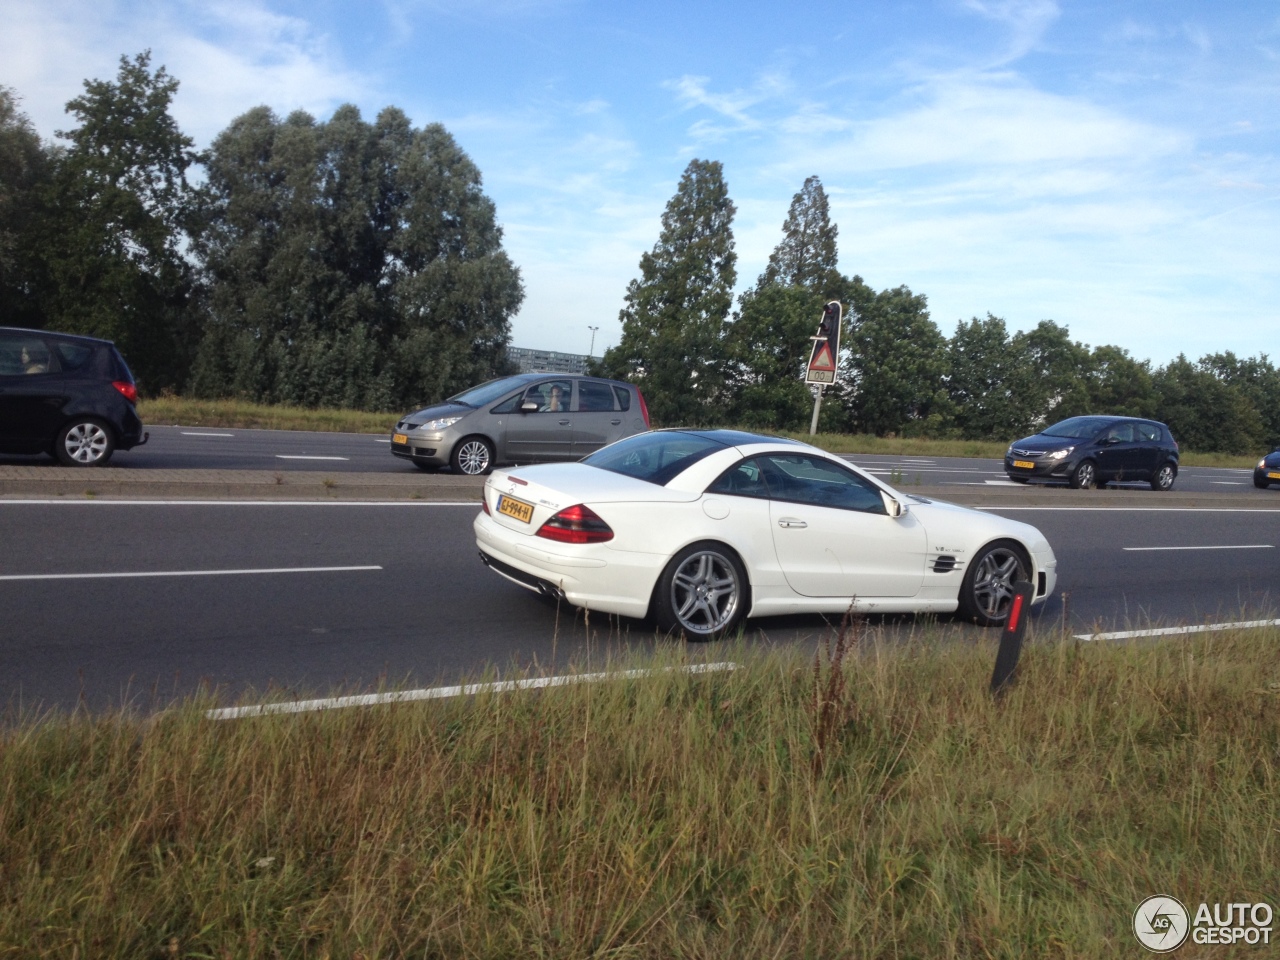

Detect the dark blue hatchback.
[
  {"left": 1005, "top": 415, "right": 1179, "bottom": 490},
  {"left": 1254, "top": 449, "right": 1280, "bottom": 489},
  {"left": 0, "top": 327, "right": 148, "bottom": 466}
]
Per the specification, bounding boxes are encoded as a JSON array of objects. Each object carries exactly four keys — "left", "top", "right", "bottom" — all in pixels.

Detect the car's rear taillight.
[
  {"left": 112, "top": 381, "right": 137, "bottom": 404},
  {"left": 636, "top": 390, "right": 650, "bottom": 428},
  {"left": 481, "top": 497, "right": 491, "bottom": 515},
  {"left": 535, "top": 505, "right": 613, "bottom": 544}
]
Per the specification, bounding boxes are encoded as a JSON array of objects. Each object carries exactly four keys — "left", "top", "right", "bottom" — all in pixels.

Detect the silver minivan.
[{"left": 391, "top": 374, "right": 651, "bottom": 474}]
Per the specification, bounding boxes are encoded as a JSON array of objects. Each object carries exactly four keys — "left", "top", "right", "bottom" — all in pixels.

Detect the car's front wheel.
[
  {"left": 450, "top": 437, "right": 494, "bottom": 475},
  {"left": 1069, "top": 460, "right": 1097, "bottom": 489},
  {"left": 1151, "top": 462, "right": 1177, "bottom": 491},
  {"left": 957, "top": 540, "right": 1031, "bottom": 627},
  {"left": 652, "top": 542, "right": 748, "bottom": 641},
  {"left": 55, "top": 418, "right": 115, "bottom": 467}
]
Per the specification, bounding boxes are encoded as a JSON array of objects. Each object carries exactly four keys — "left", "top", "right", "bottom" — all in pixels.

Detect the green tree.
[
  {"left": 1199, "top": 352, "right": 1280, "bottom": 448},
  {"left": 601, "top": 159, "right": 736, "bottom": 425},
  {"left": 843, "top": 285, "right": 949, "bottom": 436},
  {"left": 755, "top": 175, "right": 843, "bottom": 300},
  {"left": 1152, "top": 355, "right": 1262, "bottom": 453},
  {"left": 38, "top": 52, "right": 200, "bottom": 391},
  {"left": 1011, "top": 320, "right": 1092, "bottom": 427},
  {"left": 0, "top": 87, "right": 53, "bottom": 330},
  {"left": 725, "top": 285, "right": 824, "bottom": 430},
  {"left": 192, "top": 105, "right": 521, "bottom": 408},
  {"left": 1082, "top": 344, "right": 1157, "bottom": 418},
  {"left": 946, "top": 314, "right": 1038, "bottom": 439}
]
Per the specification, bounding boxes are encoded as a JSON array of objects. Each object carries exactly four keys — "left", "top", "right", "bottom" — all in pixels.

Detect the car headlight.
[
  {"left": 1261, "top": 459, "right": 1269, "bottom": 469},
  {"left": 1046, "top": 446, "right": 1074, "bottom": 460},
  {"left": 420, "top": 416, "right": 462, "bottom": 432}
]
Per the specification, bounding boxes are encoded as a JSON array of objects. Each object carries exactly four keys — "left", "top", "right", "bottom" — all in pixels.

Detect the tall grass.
[{"left": 2, "top": 626, "right": 1277, "bottom": 957}]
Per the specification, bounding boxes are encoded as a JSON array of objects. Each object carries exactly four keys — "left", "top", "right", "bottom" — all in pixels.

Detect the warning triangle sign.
[{"left": 809, "top": 342, "right": 835, "bottom": 372}]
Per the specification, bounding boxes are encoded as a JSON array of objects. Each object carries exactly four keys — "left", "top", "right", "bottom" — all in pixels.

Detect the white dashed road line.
[
  {"left": 208, "top": 662, "right": 741, "bottom": 719},
  {"left": 275, "top": 455, "right": 350, "bottom": 461},
  {"left": 0, "top": 565, "right": 383, "bottom": 582},
  {"left": 1123, "top": 544, "right": 1272, "bottom": 551},
  {"left": 1075, "top": 620, "right": 1280, "bottom": 641},
  {"left": 181, "top": 431, "right": 234, "bottom": 437}
]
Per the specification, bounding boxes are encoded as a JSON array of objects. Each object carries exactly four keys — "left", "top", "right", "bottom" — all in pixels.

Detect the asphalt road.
[
  {"left": 0, "top": 425, "right": 1268, "bottom": 495},
  {"left": 2, "top": 498, "right": 1277, "bottom": 714}
]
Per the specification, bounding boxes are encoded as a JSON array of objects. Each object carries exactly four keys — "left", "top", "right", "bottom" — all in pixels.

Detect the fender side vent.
[{"left": 932, "top": 555, "right": 958, "bottom": 573}]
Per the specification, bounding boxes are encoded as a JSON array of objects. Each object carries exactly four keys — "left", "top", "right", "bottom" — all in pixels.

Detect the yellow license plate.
[
  {"left": 1012, "top": 460, "right": 1035, "bottom": 469},
  {"left": 497, "top": 494, "right": 534, "bottom": 523},
  {"left": 392, "top": 433, "right": 408, "bottom": 444},
  {"left": 1269, "top": 472, "right": 1280, "bottom": 480}
]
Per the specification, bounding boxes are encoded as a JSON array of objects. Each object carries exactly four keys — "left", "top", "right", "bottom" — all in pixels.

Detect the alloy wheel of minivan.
[
  {"left": 55, "top": 419, "right": 114, "bottom": 466},
  {"left": 451, "top": 437, "right": 494, "bottom": 475}
]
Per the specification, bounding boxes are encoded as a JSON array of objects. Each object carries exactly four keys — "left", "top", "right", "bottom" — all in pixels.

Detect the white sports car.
[{"left": 474, "top": 430, "right": 1058, "bottom": 639}]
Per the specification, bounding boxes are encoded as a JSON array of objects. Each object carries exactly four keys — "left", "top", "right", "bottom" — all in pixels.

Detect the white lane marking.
[
  {"left": 181, "top": 431, "right": 234, "bottom": 437},
  {"left": 208, "top": 662, "right": 741, "bottom": 720},
  {"left": 0, "top": 565, "right": 382, "bottom": 582},
  {"left": 275, "top": 455, "right": 350, "bottom": 461},
  {"left": 0, "top": 501, "right": 478, "bottom": 507},
  {"left": 375, "top": 438, "right": 391, "bottom": 443},
  {"left": 1211, "top": 481, "right": 1245, "bottom": 485},
  {"left": 1075, "top": 620, "right": 1280, "bottom": 641},
  {"left": 1123, "top": 544, "right": 1273, "bottom": 552},
  {"left": 985, "top": 480, "right": 1021, "bottom": 486}
]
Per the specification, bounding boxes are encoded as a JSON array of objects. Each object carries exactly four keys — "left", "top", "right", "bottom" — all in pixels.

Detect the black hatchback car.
[
  {"left": 0, "top": 327, "right": 147, "bottom": 466},
  {"left": 1255, "top": 449, "right": 1280, "bottom": 489},
  {"left": 1005, "top": 415, "right": 1179, "bottom": 490}
]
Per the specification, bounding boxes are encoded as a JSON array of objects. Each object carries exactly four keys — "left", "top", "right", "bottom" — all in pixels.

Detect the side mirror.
[
  {"left": 881, "top": 491, "right": 907, "bottom": 519},
  {"left": 520, "top": 400, "right": 539, "bottom": 413}
]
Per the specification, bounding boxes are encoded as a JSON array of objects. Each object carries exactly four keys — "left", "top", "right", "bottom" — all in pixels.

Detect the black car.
[
  {"left": 1005, "top": 415, "right": 1179, "bottom": 490},
  {"left": 0, "top": 327, "right": 147, "bottom": 466},
  {"left": 1255, "top": 448, "right": 1280, "bottom": 489}
]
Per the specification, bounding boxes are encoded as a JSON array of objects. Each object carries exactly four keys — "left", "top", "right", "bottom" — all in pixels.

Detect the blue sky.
[{"left": 4, "top": 0, "right": 1278, "bottom": 365}]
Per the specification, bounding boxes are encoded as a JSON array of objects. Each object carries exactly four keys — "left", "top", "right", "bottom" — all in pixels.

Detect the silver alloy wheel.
[
  {"left": 454, "top": 440, "right": 491, "bottom": 475},
  {"left": 1072, "top": 461, "right": 1096, "bottom": 489},
  {"left": 1152, "top": 463, "right": 1176, "bottom": 491},
  {"left": 670, "top": 550, "right": 741, "bottom": 635},
  {"left": 969, "top": 546, "right": 1026, "bottom": 621},
  {"left": 63, "top": 422, "right": 110, "bottom": 464}
]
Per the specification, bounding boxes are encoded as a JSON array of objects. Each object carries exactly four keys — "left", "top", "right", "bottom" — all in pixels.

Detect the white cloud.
[{"left": 960, "top": 0, "right": 1060, "bottom": 63}]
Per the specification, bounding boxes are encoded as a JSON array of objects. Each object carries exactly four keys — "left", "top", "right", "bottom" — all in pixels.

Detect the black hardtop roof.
[{"left": 654, "top": 428, "right": 804, "bottom": 447}]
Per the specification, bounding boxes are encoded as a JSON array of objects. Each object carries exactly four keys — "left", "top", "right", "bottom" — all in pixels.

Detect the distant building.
[{"left": 508, "top": 346, "right": 591, "bottom": 375}]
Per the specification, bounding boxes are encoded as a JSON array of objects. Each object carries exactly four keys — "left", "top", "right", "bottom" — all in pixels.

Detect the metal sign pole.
[{"left": 810, "top": 384, "right": 823, "bottom": 435}]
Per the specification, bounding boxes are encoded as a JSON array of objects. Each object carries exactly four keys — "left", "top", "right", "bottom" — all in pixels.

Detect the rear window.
[
  {"left": 54, "top": 341, "right": 96, "bottom": 372},
  {"left": 584, "top": 432, "right": 727, "bottom": 486}
]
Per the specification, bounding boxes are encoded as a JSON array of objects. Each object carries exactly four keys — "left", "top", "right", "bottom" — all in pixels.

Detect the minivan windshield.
[
  {"left": 584, "top": 431, "right": 727, "bottom": 486},
  {"left": 447, "top": 375, "right": 536, "bottom": 408},
  {"left": 1042, "top": 416, "right": 1116, "bottom": 439}
]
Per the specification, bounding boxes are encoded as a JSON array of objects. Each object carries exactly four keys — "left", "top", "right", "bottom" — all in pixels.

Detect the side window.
[
  {"left": 1106, "top": 423, "right": 1136, "bottom": 443},
  {"left": 759, "top": 454, "right": 887, "bottom": 514},
  {"left": 0, "top": 335, "right": 54, "bottom": 376},
  {"left": 53, "top": 341, "right": 94, "bottom": 372},
  {"left": 612, "top": 385, "right": 631, "bottom": 412},
  {"left": 490, "top": 392, "right": 523, "bottom": 414},
  {"left": 577, "top": 380, "right": 616, "bottom": 412},
  {"left": 1136, "top": 423, "right": 1159, "bottom": 442},
  {"left": 707, "top": 458, "right": 772, "bottom": 499},
  {"left": 521, "top": 380, "right": 573, "bottom": 413}
]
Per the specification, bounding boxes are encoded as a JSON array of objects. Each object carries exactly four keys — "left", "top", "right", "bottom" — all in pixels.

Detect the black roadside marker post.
[{"left": 991, "top": 580, "right": 1035, "bottom": 697}]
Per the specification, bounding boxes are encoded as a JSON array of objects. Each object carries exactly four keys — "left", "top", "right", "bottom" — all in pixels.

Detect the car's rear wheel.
[
  {"left": 1151, "top": 462, "right": 1177, "bottom": 491},
  {"left": 653, "top": 542, "right": 748, "bottom": 641},
  {"left": 957, "top": 539, "right": 1031, "bottom": 627},
  {"left": 450, "top": 437, "right": 494, "bottom": 475},
  {"left": 55, "top": 418, "right": 115, "bottom": 467},
  {"left": 1069, "top": 460, "right": 1097, "bottom": 489}
]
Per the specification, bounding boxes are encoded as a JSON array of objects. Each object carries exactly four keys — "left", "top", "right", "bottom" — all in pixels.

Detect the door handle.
[
  {"left": 558, "top": 419, "right": 571, "bottom": 426},
  {"left": 777, "top": 518, "right": 807, "bottom": 529},
  {"left": 610, "top": 419, "right": 621, "bottom": 425}
]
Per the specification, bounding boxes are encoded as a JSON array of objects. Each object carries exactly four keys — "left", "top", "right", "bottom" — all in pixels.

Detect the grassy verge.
[
  {"left": 134, "top": 396, "right": 1261, "bottom": 468},
  {"left": 3, "top": 626, "right": 1278, "bottom": 957}
]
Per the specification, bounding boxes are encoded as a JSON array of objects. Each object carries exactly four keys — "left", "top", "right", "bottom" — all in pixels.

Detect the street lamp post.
[{"left": 588, "top": 325, "right": 599, "bottom": 357}]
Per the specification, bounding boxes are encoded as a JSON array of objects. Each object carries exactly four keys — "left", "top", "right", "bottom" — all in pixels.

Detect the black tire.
[
  {"left": 652, "top": 541, "right": 748, "bottom": 641},
  {"left": 1069, "top": 460, "right": 1098, "bottom": 489},
  {"left": 450, "top": 436, "right": 494, "bottom": 476},
  {"left": 1256, "top": 477, "right": 1271, "bottom": 489},
  {"left": 1150, "top": 462, "right": 1177, "bottom": 491},
  {"left": 54, "top": 418, "right": 115, "bottom": 467},
  {"left": 956, "top": 539, "right": 1031, "bottom": 627}
]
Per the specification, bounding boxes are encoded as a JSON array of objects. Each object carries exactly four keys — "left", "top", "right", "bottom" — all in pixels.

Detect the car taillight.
[
  {"left": 481, "top": 497, "right": 491, "bottom": 515},
  {"left": 112, "top": 381, "right": 137, "bottom": 404},
  {"left": 636, "top": 390, "right": 651, "bottom": 428},
  {"left": 536, "top": 504, "right": 613, "bottom": 544}
]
